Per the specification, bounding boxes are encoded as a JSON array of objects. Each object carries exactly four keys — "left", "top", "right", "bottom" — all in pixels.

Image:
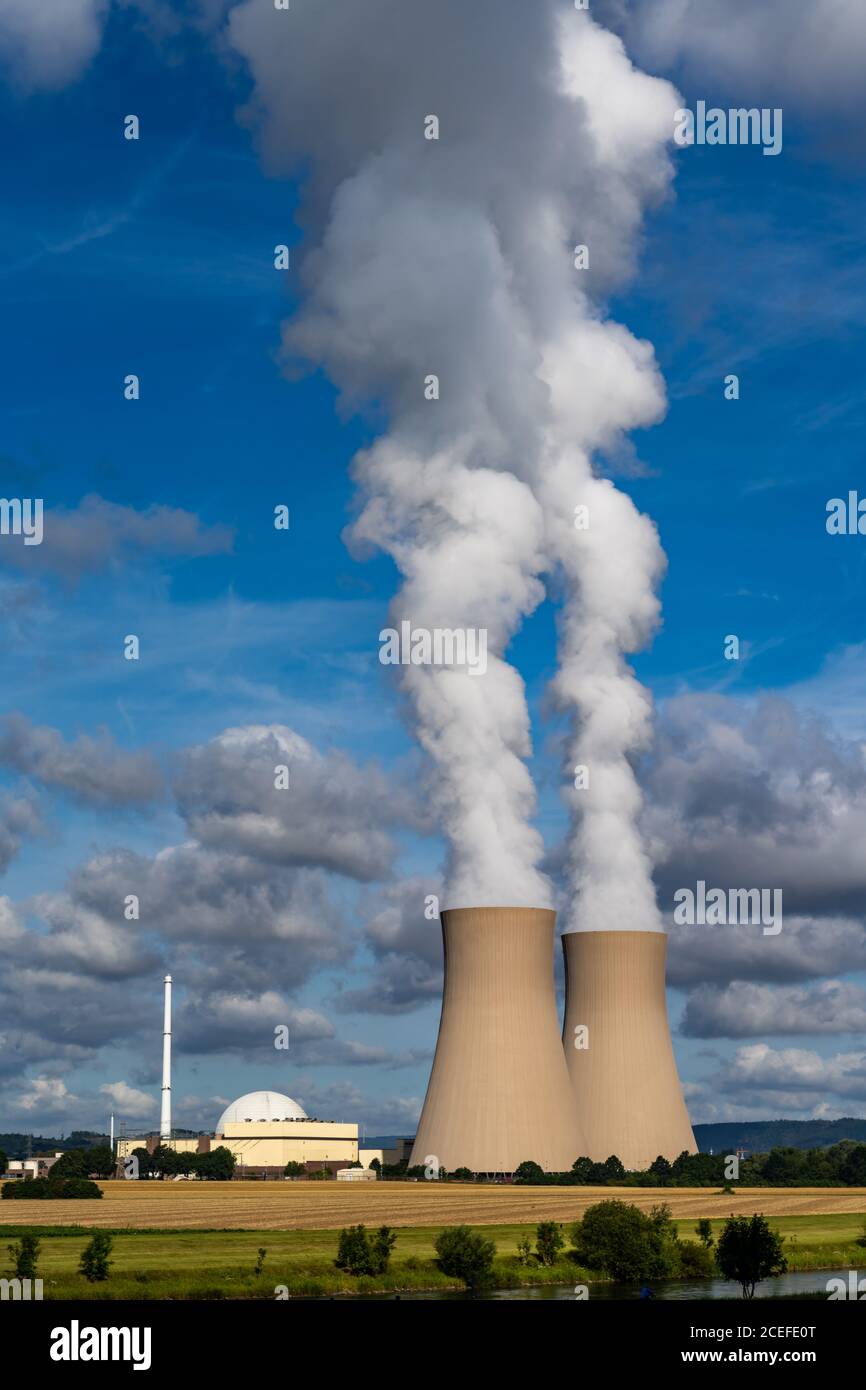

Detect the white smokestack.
[
  {"left": 160, "top": 974, "right": 172, "bottom": 1142},
  {"left": 109, "top": 1113, "right": 114, "bottom": 1153}
]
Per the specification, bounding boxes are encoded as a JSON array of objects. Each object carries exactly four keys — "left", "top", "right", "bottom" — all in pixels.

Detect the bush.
[
  {"left": 535, "top": 1221, "right": 565, "bottom": 1266},
  {"left": 434, "top": 1225, "right": 496, "bottom": 1292},
  {"left": 2, "top": 1176, "right": 102, "bottom": 1200},
  {"left": 8, "top": 1234, "right": 40, "bottom": 1279},
  {"left": 677, "top": 1240, "right": 717, "bottom": 1278},
  {"left": 695, "top": 1218, "right": 714, "bottom": 1248},
  {"left": 54, "top": 1177, "right": 103, "bottom": 1199},
  {"left": 335, "top": 1224, "right": 396, "bottom": 1276},
  {"left": 284, "top": 1161, "right": 306, "bottom": 1177},
  {"left": 571, "top": 1200, "right": 680, "bottom": 1282},
  {"left": 452, "top": 1167, "right": 475, "bottom": 1182},
  {"left": 79, "top": 1232, "right": 113, "bottom": 1282}
]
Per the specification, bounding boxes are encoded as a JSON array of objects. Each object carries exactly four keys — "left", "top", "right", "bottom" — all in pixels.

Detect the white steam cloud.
[{"left": 226, "top": 1, "right": 681, "bottom": 924}]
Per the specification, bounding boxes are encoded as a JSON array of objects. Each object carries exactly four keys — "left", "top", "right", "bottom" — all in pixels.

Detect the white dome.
[{"left": 216, "top": 1090, "right": 307, "bottom": 1132}]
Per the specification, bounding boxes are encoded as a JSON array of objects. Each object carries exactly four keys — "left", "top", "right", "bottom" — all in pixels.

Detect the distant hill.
[
  {"left": 0, "top": 1132, "right": 109, "bottom": 1160},
  {"left": 694, "top": 1118, "right": 866, "bottom": 1154}
]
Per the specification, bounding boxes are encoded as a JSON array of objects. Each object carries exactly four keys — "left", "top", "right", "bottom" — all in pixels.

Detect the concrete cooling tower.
[
  {"left": 561, "top": 930, "right": 696, "bottom": 1171},
  {"left": 410, "top": 907, "right": 585, "bottom": 1174}
]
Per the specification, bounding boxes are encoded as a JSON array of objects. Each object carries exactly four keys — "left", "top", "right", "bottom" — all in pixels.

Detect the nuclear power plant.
[{"left": 411, "top": 910, "right": 696, "bottom": 1175}]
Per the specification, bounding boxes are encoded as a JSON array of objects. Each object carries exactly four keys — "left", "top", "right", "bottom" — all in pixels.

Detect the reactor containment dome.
[{"left": 216, "top": 1090, "right": 308, "bottom": 1133}]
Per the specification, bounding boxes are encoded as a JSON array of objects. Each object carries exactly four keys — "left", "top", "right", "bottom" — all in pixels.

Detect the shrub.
[
  {"left": 8, "top": 1234, "right": 40, "bottom": 1279},
  {"left": 434, "top": 1225, "right": 496, "bottom": 1292},
  {"left": 54, "top": 1177, "right": 103, "bottom": 1199},
  {"left": 284, "top": 1161, "right": 306, "bottom": 1177},
  {"left": 79, "top": 1232, "right": 114, "bottom": 1283},
  {"left": 254, "top": 1247, "right": 266, "bottom": 1275},
  {"left": 677, "top": 1240, "right": 717, "bottom": 1278},
  {"left": 335, "top": 1224, "right": 396, "bottom": 1276},
  {"left": 571, "top": 1200, "right": 680, "bottom": 1282},
  {"left": 516, "top": 1235, "right": 533, "bottom": 1266},
  {"left": 452, "top": 1167, "right": 474, "bottom": 1182},
  {"left": 535, "top": 1221, "right": 565, "bottom": 1266}
]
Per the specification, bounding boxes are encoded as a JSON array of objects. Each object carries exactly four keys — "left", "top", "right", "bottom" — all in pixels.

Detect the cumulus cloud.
[
  {"left": 13, "top": 1074, "right": 78, "bottom": 1114},
  {"left": 334, "top": 878, "right": 443, "bottom": 1015},
  {"left": 175, "top": 724, "right": 412, "bottom": 881},
  {"left": 681, "top": 980, "right": 866, "bottom": 1038},
  {"left": 647, "top": 692, "right": 866, "bottom": 920},
  {"left": 0, "top": 715, "right": 164, "bottom": 808},
  {"left": 720, "top": 1043, "right": 866, "bottom": 1105},
  {"left": 599, "top": 0, "right": 866, "bottom": 117},
  {"left": 0, "top": 792, "right": 42, "bottom": 873},
  {"left": 0, "top": 0, "right": 108, "bottom": 90},
  {"left": 99, "top": 1079, "right": 157, "bottom": 1117},
  {"left": 0, "top": 495, "right": 233, "bottom": 582}
]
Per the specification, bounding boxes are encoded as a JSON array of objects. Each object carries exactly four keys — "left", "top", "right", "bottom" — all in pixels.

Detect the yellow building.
[{"left": 118, "top": 1090, "right": 360, "bottom": 1176}]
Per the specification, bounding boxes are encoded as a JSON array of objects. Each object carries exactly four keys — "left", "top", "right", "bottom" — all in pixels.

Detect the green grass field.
[{"left": 4, "top": 1212, "right": 864, "bottom": 1299}]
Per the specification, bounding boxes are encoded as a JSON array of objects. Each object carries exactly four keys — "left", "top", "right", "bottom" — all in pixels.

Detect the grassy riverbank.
[{"left": 3, "top": 1212, "right": 864, "bottom": 1299}]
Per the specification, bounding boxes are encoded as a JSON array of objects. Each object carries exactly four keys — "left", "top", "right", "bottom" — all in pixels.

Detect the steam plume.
[{"left": 226, "top": 1, "right": 681, "bottom": 920}]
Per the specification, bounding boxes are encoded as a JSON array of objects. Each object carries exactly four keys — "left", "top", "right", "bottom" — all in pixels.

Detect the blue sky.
[{"left": 2, "top": 0, "right": 866, "bottom": 1139}]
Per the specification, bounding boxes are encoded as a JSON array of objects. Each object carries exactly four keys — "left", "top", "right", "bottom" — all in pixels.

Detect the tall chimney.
[
  {"left": 160, "top": 974, "right": 172, "bottom": 1142},
  {"left": 562, "top": 930, "right": 696, "bottom": 1170},
  {"left": 410, "top": 907, "right": 584, "bottom": 1173}
]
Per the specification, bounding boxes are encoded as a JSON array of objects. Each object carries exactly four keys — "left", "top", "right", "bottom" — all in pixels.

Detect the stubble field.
[{"left": 1, "top": 1180, "right": 865, "bottom": 1230}]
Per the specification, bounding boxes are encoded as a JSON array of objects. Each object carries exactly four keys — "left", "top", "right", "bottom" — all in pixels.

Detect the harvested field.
[{"left": 1, "top": 1181, "right": 864, "bottom": 1230}]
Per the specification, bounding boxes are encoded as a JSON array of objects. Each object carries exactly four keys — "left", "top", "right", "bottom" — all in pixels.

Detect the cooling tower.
[
  {"left": 409, "top": 907, "right": 585, "bottom": 1174},
  {"left": 561, "top": 930, "right": 696, "bottom": 1171}
]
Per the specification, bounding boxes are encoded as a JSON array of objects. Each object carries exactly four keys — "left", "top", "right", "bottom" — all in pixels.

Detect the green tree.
[
  {"left": 716, "top": 1214, "right": 787, "bottom": 1298},
  {"left": 602, "top": 1154, "right": 626, "bottom": 1183},
  {"left": 695, "top": 1218, "right": 714, "bottom": 1248},
  {"left": 535, "top": 1221, "right": 565, "bottom": 1266},
  {"left": 0, "top": 1149, "right": 6, "bottom": 1175},
  {"left": 254, "top": 1247, "right": 266, "bottom": 1275},
  {"left": 649, "top": 1155, "right": 673, "bottom": 1184},
  {"left": 434, "top": 1225, "right": 496, "bottom": 1292},
  {"left": 369, "top": 1158, "right": 381, "bottom": 1175},
  {"left": 49, "top": 1148, "right": 88, "bottom": 1180},
  {"left": 79, "top": 1232, "right": 114, "bottom": 1282},
  {"left": 86, "top": 1145, "right": 116, "bottom": 1178},
  {"left": 8, "top": 1234, "right": 40, "bottom": 1278},
  {"left": 513, "top": 1160, "right": 544, "bottom": 1185},
  {"left": 284, "top": 1160, "right": 306, "bottom": 1177},
  {"left": 452, "top": 1167, "right": 474, "bottom": 1182},
  {"left": 570, "top": 1157, "right": 594, "bottom": 1185}
]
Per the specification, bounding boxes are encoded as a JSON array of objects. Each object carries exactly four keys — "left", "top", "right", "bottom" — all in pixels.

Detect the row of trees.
[
  {"left": 130, "top": 1144, "right": 236, "bottom": 1180},
  {"left": 333, "top": 1205, "right": 789, "bottom": 1298},
  {"left": 508, "top": 1141, "right": 866, "bottom": 1187}
]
